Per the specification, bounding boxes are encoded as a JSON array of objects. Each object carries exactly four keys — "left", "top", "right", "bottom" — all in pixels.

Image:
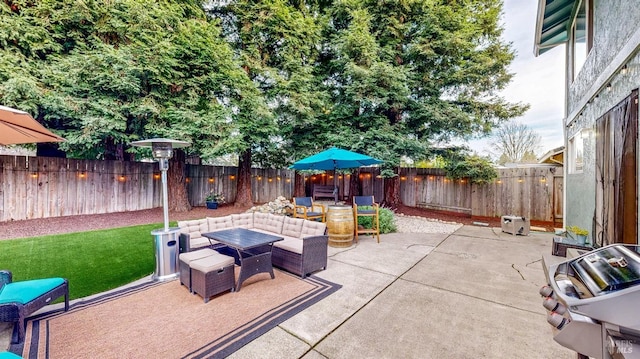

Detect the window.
[
  {"left": 571, "top": 0, "right": 592, "bottom": 79},
  {"left": 569, "top": 132, "right": 584, "bottom": 173}
]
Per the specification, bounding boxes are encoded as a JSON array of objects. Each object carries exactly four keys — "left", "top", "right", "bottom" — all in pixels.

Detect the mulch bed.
[{"left": 393, "top": 204, "right": 559, "bottom": 232}]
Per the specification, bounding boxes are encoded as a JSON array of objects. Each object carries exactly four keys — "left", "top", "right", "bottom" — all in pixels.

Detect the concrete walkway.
[
  {"left": 2, "top": 225, "right": 575, "bottom": 358},
  {"left": 230, "top": 225, "right": 574, "bottom": 359}
]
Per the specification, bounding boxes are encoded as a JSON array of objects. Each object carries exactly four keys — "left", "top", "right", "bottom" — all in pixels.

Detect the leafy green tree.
[
  {"left": 317, "top": 0, "right": 527, "bottom": 205},
  {"left": 0, "top": 0, "right": 259, "bottom": 210},
  {"left": 208, "top": 0, "right": 326, "bottom": 205},
  {"left": 521, "top": 150, "right": 539, "bottom": 163},
  {"left": 444, "top": 154, "right": 498, "bottom": 184},
  {"left": 1, "top": 0, "right": 528, "bottom": 210}
]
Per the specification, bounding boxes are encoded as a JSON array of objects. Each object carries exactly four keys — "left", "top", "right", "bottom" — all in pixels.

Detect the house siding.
[
  {"left": 568, "top": 2, "right": 640, "bottom": 114},
  {"left": 563, "top": 0, "right": 640, "bottom": 241}
]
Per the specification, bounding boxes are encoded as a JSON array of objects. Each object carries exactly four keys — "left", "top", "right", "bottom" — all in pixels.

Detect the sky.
[{"left": 463, "top": 0, "right": 567, "bottom": 158}]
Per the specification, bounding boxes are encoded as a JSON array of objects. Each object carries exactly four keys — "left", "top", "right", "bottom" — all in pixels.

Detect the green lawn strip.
[{"left": 0, "top": 223, "right": 168, "bottom": 301}]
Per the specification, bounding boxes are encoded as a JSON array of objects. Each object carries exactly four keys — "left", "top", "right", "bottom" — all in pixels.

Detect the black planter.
[{"left": 206, "top": 201, "right": 218, "bottom": 209}]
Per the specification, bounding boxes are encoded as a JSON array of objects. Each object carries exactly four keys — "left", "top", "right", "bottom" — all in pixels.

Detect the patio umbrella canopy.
[
  {"left": 289, "top": 147, "right": 383, "bottom": 202},
  {"left": 0, "top": 105, "right": 65, "bottom": 146}
]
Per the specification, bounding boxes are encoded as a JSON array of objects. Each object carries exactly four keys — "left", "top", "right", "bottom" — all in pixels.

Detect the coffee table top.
[{"left": 203, "top": 228, "right": 283, "bottom": 250}]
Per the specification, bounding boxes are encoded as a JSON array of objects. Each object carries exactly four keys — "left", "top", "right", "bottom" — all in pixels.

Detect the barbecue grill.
[{"left": 541, "top": 244, "right": 640, "bottom": 358}]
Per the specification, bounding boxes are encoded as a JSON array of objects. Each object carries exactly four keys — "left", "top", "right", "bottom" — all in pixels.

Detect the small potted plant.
[
  {"left": 205, "top": 190, "right": 225, "bottom": 209},
  {"left": 566, "top": 225, "right": 589, "bottom": 245}
]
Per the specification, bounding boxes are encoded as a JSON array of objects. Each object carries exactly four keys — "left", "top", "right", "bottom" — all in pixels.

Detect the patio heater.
[{"left": 131, "top": 138, "right": 190, "bottom": 281}]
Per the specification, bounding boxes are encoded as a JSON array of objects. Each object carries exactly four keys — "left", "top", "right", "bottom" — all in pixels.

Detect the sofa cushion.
[
  {"left": 177, "top": 219, "right": 208, "bottom": 239},
  {"left": 274, "top": 239, "right": 303, "bottom": 254},
  {"left": 207, "top": 216, "right": 234, "bottom": 231},
  {"left": 253, "top": 213, "right": 285, "bottom": 233},
  {"left": 252, "top": 212, "right": 269, "bottom": 230},
  {"left": 179, "top": 248, "right": 218, "bottom": 265},
  {"left": 282, "top": 217, "right": 304, "bottom": 238},
  {"left": 301, "top": 220, "right": 327, "bottom": 237},
  {"left": 191, "top": 237, "right": 213, "bottom": 249},
  {"left": 231, "top": 213, "right": 254, "bottom": 228},
  {"left": 0, "top": 277, "right": 65, "bottom": 304},
  {"left": 189, "top": 253, "right": 235, "bottom": 273}
]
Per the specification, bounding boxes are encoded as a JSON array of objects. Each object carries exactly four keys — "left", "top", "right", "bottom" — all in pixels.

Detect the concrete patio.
[
  {"left": 230, "top": 225, "right": 574, "bottom": 358},
  {"left": 2, "top": 224, "right": 574, "bottom": 358}
]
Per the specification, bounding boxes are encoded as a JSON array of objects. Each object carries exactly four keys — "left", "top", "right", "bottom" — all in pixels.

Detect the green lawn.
[{"left": 0, "top": 223, "right": 166, "bottom": 300}]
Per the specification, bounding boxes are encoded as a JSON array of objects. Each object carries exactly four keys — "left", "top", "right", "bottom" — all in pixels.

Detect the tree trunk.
[
  {"left": 235, "top": 148, "right": 253, "bottom": 207},
  {"left": 383, "top": 168, "right": 401, "bottom": 209},
  {"left": 168, "top": 149, "right": 191, "bottom": 212},
  {"left": 294, "top": 171, "right": 306, "bottom": 197},
  {"left": 103, "top": 137, "right": 134, "bottom": 161},
  {"left": 348, "top": 169, "right": 361, "bottom": 204}
]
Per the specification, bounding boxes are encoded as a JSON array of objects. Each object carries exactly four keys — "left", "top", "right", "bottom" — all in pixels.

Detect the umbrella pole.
[{"left": 333, "top": 168, "right": 338, "bottom": 204}]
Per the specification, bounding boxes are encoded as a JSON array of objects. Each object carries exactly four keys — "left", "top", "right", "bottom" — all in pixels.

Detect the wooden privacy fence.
[
  {"left": 396, "top": 166, "right": 563, "bottom": 223},
  {"left": 0, "top": 155, "right": 163, "bottom": 221},
  {"left": 184, "top": 165, "right": 295, "bottom": 208},
  {"left": 306, "top": 166, "right": 562, "bottom": 223},
  {"left": 0, "top": 155, "right": 563, "bottom": 223}
]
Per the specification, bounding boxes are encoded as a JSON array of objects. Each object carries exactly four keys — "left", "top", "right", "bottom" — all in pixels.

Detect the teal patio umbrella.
[{"left": 289, "top": 147, "right": 383, "bottom": 203}]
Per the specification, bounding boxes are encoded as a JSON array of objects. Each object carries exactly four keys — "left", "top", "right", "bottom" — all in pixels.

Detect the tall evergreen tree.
[
  {"left": 2, "top": 0, "right": 528, "bottom": 208},
  {"left": 319, "top": 0, "right": 527, "bottom": 204},
  {"left": 0, "top": 0, "right": 261, "bottom": 210},
  {"left": 208, "top": 0, "right": 327, "bottom": 206}
]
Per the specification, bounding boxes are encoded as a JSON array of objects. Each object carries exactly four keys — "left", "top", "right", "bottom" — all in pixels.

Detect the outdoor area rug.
[{"left": 12, "top": 270, "right": 340, "bottom": 359}]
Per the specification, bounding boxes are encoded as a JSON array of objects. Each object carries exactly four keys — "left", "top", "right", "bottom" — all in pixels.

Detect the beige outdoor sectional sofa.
[{"left": 177, "top": 212, "right": 329, "bottom": 279}]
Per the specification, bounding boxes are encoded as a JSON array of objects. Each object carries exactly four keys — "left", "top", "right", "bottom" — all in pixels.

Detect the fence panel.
[
  {"left": 0, "top": 155, "right": 563, "bottom": 223},
  {"left": 470, "top": 167, "right": 558, "bottom": 221}
]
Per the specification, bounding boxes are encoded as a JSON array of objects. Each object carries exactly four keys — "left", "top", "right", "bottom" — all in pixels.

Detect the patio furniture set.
[
  {"left": 293, "top": 195, "right": 381, "bottom": 244},
  {"left": 177, "top": 211, "right": 329, "bottom": 302}
]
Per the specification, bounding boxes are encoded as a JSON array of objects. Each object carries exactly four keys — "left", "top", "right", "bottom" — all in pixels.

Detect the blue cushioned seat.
[
  {"left": 293, "top": 197, "right": 326, "bottom": 222},
  {"left": 0, "top": 351, "right": 23, "bottom": 359},
  {"left": 0, "top": 270, "right": 69, "bottom": 344},
  {"left": 0, "top": 278, "right": 65, "bottom": 304}
]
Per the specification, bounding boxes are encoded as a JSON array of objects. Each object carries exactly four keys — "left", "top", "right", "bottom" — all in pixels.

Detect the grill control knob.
[
  {"left": 542, "top": 297, "right": 566, "bottom": 314},
  {"left": 547, "top": 312, "right": 569, "bottom": 330},
  {"left": 539, "top": 285, "right": 554, "bottom": 297}
]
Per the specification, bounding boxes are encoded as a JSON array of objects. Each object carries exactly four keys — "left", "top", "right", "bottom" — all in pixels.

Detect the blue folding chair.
[{"left": 293, "top": 197, "right": 326, "bottom": 222}]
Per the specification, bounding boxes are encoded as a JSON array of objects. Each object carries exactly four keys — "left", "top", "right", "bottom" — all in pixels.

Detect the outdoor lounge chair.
[
  {"left": 353, "top": 196, "right": 380, "bottom": 243},
  {"left": 0, "top": 270, "right": 69, "bottom": 344},
  {"left": 293, "top": 197, "right": 326, "bottom": 222}
]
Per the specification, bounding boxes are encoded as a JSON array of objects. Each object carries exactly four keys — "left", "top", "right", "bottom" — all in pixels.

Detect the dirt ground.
[{"left": 0, "top": 203, "right": 558, "bottom": 241}]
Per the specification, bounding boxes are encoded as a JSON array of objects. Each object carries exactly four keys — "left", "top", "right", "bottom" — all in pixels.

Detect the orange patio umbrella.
[{"left": 0, "top": 105, "right": 65, "bottom": 146}]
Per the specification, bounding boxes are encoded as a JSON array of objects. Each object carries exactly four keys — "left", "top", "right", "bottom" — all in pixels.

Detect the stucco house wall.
[{"left": 563, "top": 1, "right": 640, "bottom": 236}]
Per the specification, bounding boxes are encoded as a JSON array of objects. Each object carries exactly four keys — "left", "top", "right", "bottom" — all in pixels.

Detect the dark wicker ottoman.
[
  {"left": 178, "top": 248, "right": 218, "bottom": 292},
  {"left": 189, "top": 254, "right": 235, "bottom": 303}
]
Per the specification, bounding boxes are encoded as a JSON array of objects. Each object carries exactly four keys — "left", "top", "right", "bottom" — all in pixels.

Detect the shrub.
[
  {"left": 444, "top": 155, "right": 497, "bottom": 184},
  {"left": 355, "top": 207, "right": 397, "bottom": 234}
]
